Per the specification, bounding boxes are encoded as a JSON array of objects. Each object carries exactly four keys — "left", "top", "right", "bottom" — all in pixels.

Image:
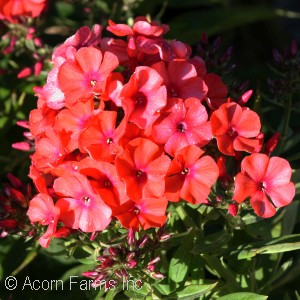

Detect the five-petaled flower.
[{"left": 233, "top": 153, "right": 295, "bottom": 218}]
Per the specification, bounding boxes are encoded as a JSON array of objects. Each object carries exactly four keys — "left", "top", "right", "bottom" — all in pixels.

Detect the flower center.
[
  {"left": 181, "top": 168, "right": 189, "bottom": 175},
  {"left": 133, "top": 208, "right": 140, "bottom": 215},
  {"left": 82, "top": 196, "right": 91, "bottom": 204},
  {"left": 177, "top": 123, "right": 186, "bottom": 132},
  {"left": 227, "top": 128, "right": 238, "bottom": 138},
  {"left": 136, "top": 170, "right": 143, "bottom": 178},
  {"left": 135, "top": 92, "right": 147, "bottom": 106},
  {"left": 106, "top": 138, "right": 113, "bottom": 144},
  {"left": 259, "top": 182, "right": 267, "bottom": 191},
  {"left": 90, "top": 80, "right": 97, "bottom": 86},
  {"left": 169, "top": 87, "right": 178, "bottom": 97}
]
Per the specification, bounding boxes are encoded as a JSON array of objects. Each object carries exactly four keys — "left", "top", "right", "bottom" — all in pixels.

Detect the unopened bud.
[
  {"left": 127, "top": 260, "right": 137, "bottom": 269},
  {"left": 151, "top": 273, "right": 165, "bottom": 280},
  {"left": 137, "top": 235, "right": 149, "bottom": 248},
  {"left": 148, "top": 257, "right": 160, "bottom": 266}
]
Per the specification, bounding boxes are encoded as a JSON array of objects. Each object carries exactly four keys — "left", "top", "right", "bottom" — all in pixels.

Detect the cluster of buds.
[
  {"left": 0, "top": 16, "right": 49, "bottom": 78},
  {"left": 83, "top": 228, "right": 170, "bottom": 288},
  {"left": 268, "top": 40, "right": 300, "bottom": 96},
  {"left": 197, "top": 33, "right": 235, "bottom": 75},
  {"left": 0, "top": 173, "right": 32, "bottom": 237}
]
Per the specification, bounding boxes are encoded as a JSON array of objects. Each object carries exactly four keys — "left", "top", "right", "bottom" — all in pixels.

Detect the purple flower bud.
[
  {"left": 148, "top": 257, "right": 161, "bottom": 266},
  {"left": 219, "top": 46, "right": 233, "bottom": 64},
  {"left": 273, "top": 49, "right": 283, "bottom": 65},
  {"left": 82, "top": 271, "right": 98, "bottom": 279},
  {"left": 127, "top": 260, "right": 137, "bottom": 269},
  {"left": 151, "top": 273, "right": 165, "bottom": 280},
  {"left": 291, "top": 40, "right": 298, "bottom": 57},
  {"left": 109, "top": 247, "right": 119, "bottom": 256},
  {"left": 212, "top": 37, "right": 221, "bottom": 53},
  {"left": 126, "top": 252, "right": 135, "bottom": 261},
  {"left": 137, "top": 235, "right": 149, "bottom": 248},
  {"left": 237, "top": 90, "right": 253, "bottom": 106},
  {"left": 115, "top": 270, "right": 123, "bottom": 279},
  {"left": 237, "top": 80, "right": 249, "bottom": 93},
  {"left": 127, "top": 228, "right": 135, "bottom": 247},
  {"left": 159, "top": 234, "right": 171, "bottom": 242},
  {"left": 121, "top": 268, "right": 128, "bottom": 277},
  {"left": 147, "top": 265, "right": 155, "bottom": 272},
  {"left": 200, "top": 32, "right": 208, "bottom": 45}
]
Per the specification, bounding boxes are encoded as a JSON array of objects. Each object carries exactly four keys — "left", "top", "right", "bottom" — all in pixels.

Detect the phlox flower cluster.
[{"left": 26, "top": 17, "right": 295, "bottom": 248}]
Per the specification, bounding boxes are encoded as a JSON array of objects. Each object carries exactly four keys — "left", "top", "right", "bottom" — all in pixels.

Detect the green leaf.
[
  {"left": 260, "top": 258, "right": 293, "bottom": 291},
  {"left": 233, "top": 234, "right": 300, "bottom": 259},
  {"left": 167, "top": 6, "right": 277, "bottom": 44},
  {"left": 192, "top": 229, "right": 231, "bottom": 255},
  {"left": 169, "top": 237, "right": 193, "bottom": 283},
  {"left": 154, "top": 279, "right": 174, "bottom": 296},
  {"left": 168, "top": 282, "right": 218, "bottom": 299},
  {"left": 217, "top": 292, "right": 268, "bottom": 300}
]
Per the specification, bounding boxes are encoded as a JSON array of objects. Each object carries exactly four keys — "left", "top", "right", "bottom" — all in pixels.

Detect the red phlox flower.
[
  {"left": 53, "top": 24, "right": 102, "bottom": 60},
  {"left": 165, "top": 145, "right": 219, "bottom": 204},
  {"left": 107, "top": 17, "right": 168, "bottom": 38},
  {"left": 189, "top": 56, "right": 207, "bottom": 78},
  {"left": 58, "top": 47, "right": 119, "bottom": 107},
  {"left": 101, "top": 72, "right": 124, "bottom": 106},
  {"left": 264, "top": 132, "right": 281, "bottom": 156},
  {"left": 169, "top": 40, "right": 192, "bottom": 60},
  {"left": 107, "top": 17, "right": 172, "bottom": 62},
  {"left": 31, "top": 129, "right": 68, "bottom": 172},
  {"left": 78, "top": 157, "right": 128, "bottom": 211},
  {"left": 55, "top": 99, "right": 96, "bottom": 151},
  {"left": 114, "top": 197, "right": 168, "bottom": 231},
  {"left": 29, "top": 106, "right": 57, "bottom": 138},
  {"left": 100, "top": 38, "right": 129, "bottom": 66},
  {"left": 27, "top": 193, "right": 60, "bottom": 248},
  {"left": 115, "top": 137, "right": 171, "bottom": 202},
  {"left": 152, "top": 61, "right": 208, "bottom": 100},
  {"left": 152, "top": 97, "right": 212, "bottom": 157},
  {"left": 233, "top": 153, "right": 295, "bottom": 218},
  {"left": 54, "top": 172, "right": 112, "bottom": 232},
  {"left": 79, "top": 110, "right": 126, "bottom": 162},
  {"left": 34, "top": 56, "right": 65, "bottom": 110},
  {"left": 0, "top": 0, "right": 47, "bottom": 23},
  {"left": 120, "top": 66, "right": 167, "bottom": 128},
  {"left": 204, "top": 73, "right": 228, "bottom": 110},
  {"left": 211, "top": 102, "right": 262, "bottom": 156},
  {"left": 29, "top": 166, "right": 54, "bottom": 195}
]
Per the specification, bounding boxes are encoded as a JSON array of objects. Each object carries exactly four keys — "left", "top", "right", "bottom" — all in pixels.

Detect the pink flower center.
[
  {"left": 82, "top": 196, "right": 91, "bottom": 204},
  {"left": 133, "top": 207, "right": 140, "bottom": 215},
  {"left": 227, "top": 128, "right": 238, "bottom": 138},
  {"left": 90, "top": 80, "right": 97, "bottom": 86},
  {"left": 177, "top": 123, "right": 186, "bottom": 132},
  {"left": 181, "top": 168, "right": 189, "bottom": 175},
  {"left": 136, "top": 170, "right": 143, "bottom": 177},
  {"left": 169, "top": 87, "right": 178, "bottom": 97},
  {"left": 258, "top": 181, "right": 267, "bottom": 191},
  {"left": 135, "top": 92, "right": 147, "bottom": 106},
  {"left": 106, "top": 138, "right": 113, "bottom": 144}
]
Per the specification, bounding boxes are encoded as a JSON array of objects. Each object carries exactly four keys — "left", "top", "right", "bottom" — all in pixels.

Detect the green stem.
[
  {"left": 175, "top": 204, "right": 197, "bottom": 229},
  {"left": 277, "top": 93, "right": 293, "bottom": 155},
  {"left": 11, "top": 243, "right": 40, "bottom": 276}
]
